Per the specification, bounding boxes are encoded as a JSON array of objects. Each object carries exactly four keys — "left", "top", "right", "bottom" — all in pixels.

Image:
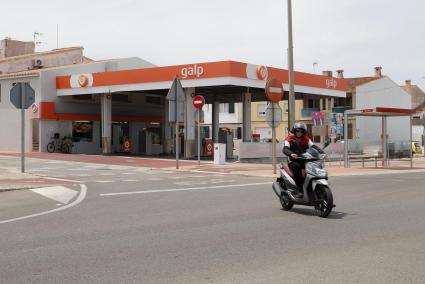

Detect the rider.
[{"left": 282, "top": 122, "right": 325, "bottom": 189}]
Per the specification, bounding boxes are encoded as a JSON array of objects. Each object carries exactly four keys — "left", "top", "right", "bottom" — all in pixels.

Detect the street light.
[{"left": 287, "top": 0, "right": 295, "bottom": 130}]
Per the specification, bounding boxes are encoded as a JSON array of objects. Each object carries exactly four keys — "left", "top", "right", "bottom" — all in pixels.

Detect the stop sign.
[
  {"left": 265, "top": 78, "right": 284, "bottom": 103},
  {"left": 192, "top": 95, "right": 205, "bottom": 109}
]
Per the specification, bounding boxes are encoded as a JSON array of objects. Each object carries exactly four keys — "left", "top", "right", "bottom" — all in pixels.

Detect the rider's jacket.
[{"left": 282, "top": 134, "right": 314, "bottom": 161}]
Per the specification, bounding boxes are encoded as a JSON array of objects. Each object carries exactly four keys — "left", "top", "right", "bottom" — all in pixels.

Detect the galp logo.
[
  {"left": 326, "top": 78, "right": 337, "bottom": 89},
  {"left": 78, "top": 74, "right": 89, "bottom": 87},
  {"left": 181, "top": 64, "right": 204, "bottom": 79},
  {"left": 256, "top": 65, "right": 268, "bottom": 80}
]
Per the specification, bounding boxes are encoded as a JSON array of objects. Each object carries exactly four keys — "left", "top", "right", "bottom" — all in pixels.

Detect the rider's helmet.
[{"left": 291, "top": 122, "right": 307, "bottom": 135}]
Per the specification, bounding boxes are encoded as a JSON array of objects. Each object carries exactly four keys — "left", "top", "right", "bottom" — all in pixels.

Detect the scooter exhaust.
[{"left": 272, "top": 182, "right": 283, "bottom": 198}]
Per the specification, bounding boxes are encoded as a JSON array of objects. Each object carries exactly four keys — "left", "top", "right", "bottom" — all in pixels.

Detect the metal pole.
[
  {"left": 344, "top": 111, "right": 348, "bottom": 167},
  {"left": 175, "top": 85, "right": 179, "bottom": 169},
  {"left": 272, "top": 103, "right": 276, "bottom": 174},
  {"left": 287, "top": 0, "right": 295, "bottom": 129},
  {"left": 198, "top": 109, "right": 201, "bottom": 165},
  {"left": 410, "top": 115, "right": 413, "bottom": 168},
  {"left": 21, "top": 84, "right": 25, "bottom": 173},
  {"left": 383, "top": 116, "right": 388, "bottom": 168},
  {"left": 175, "top": 122, "right": 179, "bottom": 169}
]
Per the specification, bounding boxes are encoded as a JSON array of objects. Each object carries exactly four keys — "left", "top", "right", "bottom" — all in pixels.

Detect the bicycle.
[{"left": 46, "top": 136, "right": 74, "bottom": 154}]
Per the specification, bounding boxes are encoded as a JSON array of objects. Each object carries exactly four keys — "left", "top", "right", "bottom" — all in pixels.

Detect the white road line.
[
  {"left": 30, "top": 186, "right": 78, "bottom": 204},
  {"left": 122, "top": 179, "right": 138, "bottom": 182},
  {"left": 100, "top": 182, "right": 270, "bottom": 197},
  {"left": 95, "top": 181, "right": 114, "bottom": 183},
  {"left": 0, "top": 184, "right": 87, "bottom": 225}
]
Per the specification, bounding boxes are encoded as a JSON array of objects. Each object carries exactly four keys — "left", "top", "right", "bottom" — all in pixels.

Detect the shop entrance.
[{"left": 112, "top": 122, "right": 129, "bottom": 153}]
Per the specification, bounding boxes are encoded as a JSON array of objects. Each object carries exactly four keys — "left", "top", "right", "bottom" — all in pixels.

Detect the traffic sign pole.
[
  {"left": 21, "top": 84, "right": 25, "bottom": 173},
  {"left": 197, "top": 109, "right": 201, "bottom": 166},
  {"left": 272, "top": 104, "right": 276, "bottom": 174}
]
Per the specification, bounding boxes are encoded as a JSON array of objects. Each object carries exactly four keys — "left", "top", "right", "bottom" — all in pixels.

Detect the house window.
[
  {"left": 228, "top": 103, "right": 235, "bottom": 114},
  {"left": 146, "top": 96, "right": 162, "bottom": 104},
  {"left": 72, "top": 121, "right": 93, "bottom": 142},
  {"left": 258, "top": 104, "right": 266, "bottom": 116},
  {"left": 219, "top": 103, "right": 229, "bottom": 113}
]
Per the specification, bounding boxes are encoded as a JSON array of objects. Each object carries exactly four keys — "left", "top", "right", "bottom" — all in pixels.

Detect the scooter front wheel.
[
  {"left": 314, "top": 185, "right": 333, "bottom": 218},
  {"left": 280, "top": 195, "right": 294, "bottom": 211}
]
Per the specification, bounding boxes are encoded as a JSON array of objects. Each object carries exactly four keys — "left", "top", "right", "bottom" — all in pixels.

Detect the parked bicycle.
[{"left": 46, "top": 135, "right": 74, "bottom": 154}]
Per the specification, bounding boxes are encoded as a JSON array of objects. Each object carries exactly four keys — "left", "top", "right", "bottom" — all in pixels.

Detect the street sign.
[
  {"left": 265, "top": 78, "right": 284, "bottom": 103},
  {"left": 10, "top": 83, "right": 35, "bottom": 109},
  {"left": 166, "top": 76, "right": 186, "bottom": 123},
  {"left": 265, "top": 102, "right": 282, "bottom": 128},
  {"left": 192, "top": 95, "right": 205, "bottom": 109}
]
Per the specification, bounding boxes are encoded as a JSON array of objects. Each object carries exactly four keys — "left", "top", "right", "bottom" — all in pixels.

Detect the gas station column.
[
  {"left": 242, "top": 91, "right": 252, "bottom": 142},
  {"left": 212, "top": 100, "right": 220, "bottom": 142},
  {"left": 101, "top": 92, "right": 112, "bottom": 154},
  {"left": 163, "top": 99, "right": 172, "bottom": 154},
  {"left": 184, "top": 88, "right": 196, "bottom": 158}
]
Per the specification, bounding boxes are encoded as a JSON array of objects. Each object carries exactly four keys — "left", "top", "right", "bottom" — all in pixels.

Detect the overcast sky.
[{"left": 1, "top": 0, "right": 425, "bottom": 89}]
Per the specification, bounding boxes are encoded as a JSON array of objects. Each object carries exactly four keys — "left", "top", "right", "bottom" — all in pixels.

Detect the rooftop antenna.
[
  {"left": 33, "top": 31, "right": 45, "bottom": 51},
  {"left": 313, "top": 62, "right": 318, "bottom": 74}
]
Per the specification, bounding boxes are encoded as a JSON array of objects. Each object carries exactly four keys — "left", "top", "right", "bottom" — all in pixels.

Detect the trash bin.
[{"left": 214, "top": 143, "right": 226, "bottom": 165}]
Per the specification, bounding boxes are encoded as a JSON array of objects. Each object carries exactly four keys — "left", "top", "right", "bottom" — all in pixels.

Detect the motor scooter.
[{"left": 272, "top": 144, "right": 335, "bottom": 217}]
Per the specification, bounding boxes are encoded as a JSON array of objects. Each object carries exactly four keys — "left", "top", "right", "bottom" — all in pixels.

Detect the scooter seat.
[{"left": 283, "top": 163, "right": 294, "bottom": 178}]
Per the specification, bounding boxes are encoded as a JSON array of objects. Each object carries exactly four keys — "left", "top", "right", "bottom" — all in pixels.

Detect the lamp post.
[{"left": 287, "top": 0, "right": 295, "bottom": 130}]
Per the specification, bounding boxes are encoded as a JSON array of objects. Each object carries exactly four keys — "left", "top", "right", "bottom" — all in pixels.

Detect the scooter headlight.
[{"left": 306, "top": 162, "right": 327, "bottom": 177}]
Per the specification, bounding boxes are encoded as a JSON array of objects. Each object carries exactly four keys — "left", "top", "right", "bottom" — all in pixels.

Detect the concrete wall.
[
  {"left": 356, "top": 77, "right": 411, "bottom": 144},
  {"left": 0, "top": 39, "right": 35, "bottom": 59},
  {"left": 0, "top": 48, "right": 84, "bottom": 74}
]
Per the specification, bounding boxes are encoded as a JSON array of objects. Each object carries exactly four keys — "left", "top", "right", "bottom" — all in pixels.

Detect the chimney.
[
  {"left": 374, "top": 66, "right": 382, "bottom": 77},
  {"left": 405, "top": 80, "right": 412, "bottom": 89},
  {"left": 336, "top": 70, "right": 344, "bottom": 79},
  {"left": 322, "top": 70, "right": 333, "bottom": 77}
]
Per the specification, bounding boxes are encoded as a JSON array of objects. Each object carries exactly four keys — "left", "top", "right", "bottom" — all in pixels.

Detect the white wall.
[
  {"left": 356, "top": 77, "right": 411, "bottom": 144},
  {"left": 0, "top": 77, "right": 40, "bottom": 152}
]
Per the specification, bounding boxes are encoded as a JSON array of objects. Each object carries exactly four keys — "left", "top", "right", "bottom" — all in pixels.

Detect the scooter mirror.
[{"left": 324, "top": 139, "right": 331, "bottom": 148}]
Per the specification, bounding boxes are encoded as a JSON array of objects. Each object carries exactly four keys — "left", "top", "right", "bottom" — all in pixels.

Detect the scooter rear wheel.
[{"left": 314, "top": 185, "right": 333, "bottom": 218}]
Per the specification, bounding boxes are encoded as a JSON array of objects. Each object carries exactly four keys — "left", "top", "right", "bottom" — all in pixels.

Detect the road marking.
[
  {"left": 30, "top": 186, "right": 78, "bottom": 204},
  {"left": 95, "top": 180, "right": 114, "bottom": 183},
  {"left": 122, "top": 172, "right": 136, "bottom": 175},
  {"left": 122, "top": 179, "right": 138, "bottom": 182},
  {"left": 100, "top": 182, "right": 270, "bottom": 197},
  {"left": 39, "top": 176, "right": 82, "bottom": 183},
  {"left": 0, "top": 184, "right": 87, "bottom": 225}
]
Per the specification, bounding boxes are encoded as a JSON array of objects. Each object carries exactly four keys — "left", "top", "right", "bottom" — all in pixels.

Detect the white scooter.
[{"left": 272, "top": 143, "right": 335, "bottom": 217}]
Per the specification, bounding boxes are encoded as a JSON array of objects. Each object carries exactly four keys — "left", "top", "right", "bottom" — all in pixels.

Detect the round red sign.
[
  {"left": 192, "top": 95, "right": 205, "bottom": 109},
  {"left": 265, "top": 78, "right": 284, "bottom": 103}
]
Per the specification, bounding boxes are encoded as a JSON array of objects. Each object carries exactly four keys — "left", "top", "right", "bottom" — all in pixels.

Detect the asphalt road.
[{"left": 1, "top": 158, "right": 425, "bottom": 283}]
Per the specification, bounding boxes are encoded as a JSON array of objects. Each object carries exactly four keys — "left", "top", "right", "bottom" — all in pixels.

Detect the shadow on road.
[{"left": 284, "top": 207, "right": 349, "bottom": 219}]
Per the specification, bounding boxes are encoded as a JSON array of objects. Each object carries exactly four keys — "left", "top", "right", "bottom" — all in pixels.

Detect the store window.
[
  {"left": 72, "top": 121, "right": 93, "bottom": 142},
  {"left": 257, "top": 104, "right": 266, "bottom": 117},
  {"left": 112, "top": 94, "right": 129, "bottom": 102},
  {"left": 72, "top": 94, "right": 92, "bottom": 101},
  {"left": 149, "top": 127, "right": 162, "bottom": 144},
  {"left": 146, "top": 96, "right": 162, "bottom": 105}
]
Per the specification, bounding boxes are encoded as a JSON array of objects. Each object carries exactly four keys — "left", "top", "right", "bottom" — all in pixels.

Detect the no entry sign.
[
  {"left": 192, "top": 95, "right": 205, "bottom": 109},
  {"left": 265, "top": 78, "right": 284, "bottom": 103}
]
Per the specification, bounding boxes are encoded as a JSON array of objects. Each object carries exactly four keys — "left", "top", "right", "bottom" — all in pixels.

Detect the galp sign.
[{"left": 181, "top": 64, "right": 204, "bottom": 79}]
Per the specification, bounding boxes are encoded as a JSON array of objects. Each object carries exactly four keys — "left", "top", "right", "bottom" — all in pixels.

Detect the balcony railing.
[
  {"left": 301, "top": 108, "right": 320, "bottom": 118},
  {"left": 332, "top": 106, "right": 352, "bottom": 113}
]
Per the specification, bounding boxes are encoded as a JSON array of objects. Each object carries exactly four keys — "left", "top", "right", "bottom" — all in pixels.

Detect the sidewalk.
[
  {"left": 0, "top": 167, "right": 67, "bottom": 192},
  {"left": 1, "top": 152, "right": 425, "bottom": 181}
]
